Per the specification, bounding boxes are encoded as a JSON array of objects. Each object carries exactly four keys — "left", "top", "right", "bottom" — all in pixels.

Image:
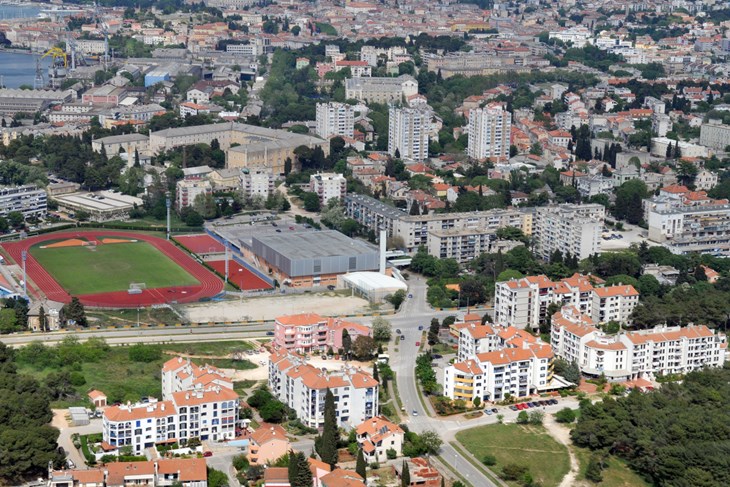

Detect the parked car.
[
  {"left": 485, "top": 409, "right": 493, "bottom": 415},
  {"left": 491, "top": 408, "right": 498, "bottom": 413},
  {"left": 327, "top": 285, "right": 336, "bottom": 290},
  {"left": 265, "top": 331, "right": 275, "bottom": 336},
  {"left": 408, "top": 294, "right": 413, "bottom": 298},
  {"left": 66, "top": 460, "right": 75, "bottom": 469},
  {"left": 509, "top": 405, "right": 518, "bottom": 411},
  {"left": 418, "top": 325, "right": 423, "bottom": 330},
  {"left": 203, "top": 451, "right": 213, "bottom": 457},
  {"left": 400, "top": 335, "right": 405, "bottom": 341},
  {"left": 432, "top": 354, "right": 443, "bottom": 359},
  {"left": 415, "top": 341, "right": 420, "bottom": 347},
  {"left": 412, "top": 410, "right": 418, "bottom": 416},
  {"left": 396, "top": 329, "right": 401, "bottom": 334}
]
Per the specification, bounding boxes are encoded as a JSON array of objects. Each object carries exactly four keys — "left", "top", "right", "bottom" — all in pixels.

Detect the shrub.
[
  {"left": 232, "top": 454, "right": 249, "bottom": 471},
  {"left": 501, "top": 463, "right": 528, "bottom": 481},
  {"left": 386, "top": 448, "right": 397, "bottom": 460},
  {"left": 555, "top": 408, "right": 576, "bottom": 424},
  {"left": 128, "top": 344, "right": 162, "bottom": 363},
  {"left": 516, "top": 411, "right": 529, "bottom": 424},
  {"left": 528, "top": 410, "right": 544, "bottom": 425},
  {"left": 482, "top": 454, "right": 497, "bottom": 466},
  {"left": 69, "top": 371, "right": 86, "bottom": 386},
  {"left": 369, "top": 462, "right": 379, "bottom": 469}
]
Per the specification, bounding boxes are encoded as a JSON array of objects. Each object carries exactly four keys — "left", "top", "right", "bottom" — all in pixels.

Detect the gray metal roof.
[{"left": 253, "top": 230, "right": 376, "bottom": 260}]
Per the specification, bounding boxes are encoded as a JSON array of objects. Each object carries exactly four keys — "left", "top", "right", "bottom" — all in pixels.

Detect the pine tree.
[
  {"left": 316, "top": 389, "right": 339, "bottom": 468},
  {"left": 355, "top": 448, "right": 367, "bottom": 481},
  {"left": 38, "top": 305, "right": 46, "bottom": 332},
  {"left": 373, "top": 363, "right": 379, "bottom": 383},
  {"left": 394, "top": 148, "right": 401, "bottom": 159},
  {"left": 665, "top": 143, "right": 672, "bottom": 159},
  {"left": 288, "top": 450, "right": 299, "bottom": 485},
  {"left": 428, "top": 317, "right": 440, "bottom": 344},
  {"left": 294, "top": 452, "right": 313, "bottom": 487},
  {"left": 401, "top": 460, "right": 410, "bottom": 487},
  {"left": 134, "top": 148, "right": 140, "bottom": 167},
  {"left": 342, "top": 329, "right": 352, "bottom": 358}
]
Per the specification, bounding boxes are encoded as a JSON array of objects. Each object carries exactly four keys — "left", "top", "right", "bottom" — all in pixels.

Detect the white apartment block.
[
  {"left": 494, "top": 273, "right": 640, "bottom": 330},
  {"left": 467, "top": 104, "right": 511, "bottom": 161},
  {"left": 345, "top": 75, "right": 418, "bottom": 104},
  {"left": 316, "top": 102, "right": 354, "bottom": 139},
  {"left": 309, "top": 172, "right": 347, "bottom": 205},
  {"left": 268, "top": 349, "right": 379, "bottom": 428},
  {"left": 695, "top": 169, "right": 718, "bottom": 191},
  {"left": 551, "top": 306, "right": 727, "bottom": 380},
  {"left": 241, "top": 169, "right": 274, "bottom": 198},
  {"left": 344, "top": 194, "right": 532, "bottom": 253},
  {"left": 176, "top": 179, "right": 212, "bottom": 209},
  {"left": 427, "top": 228, "right": 523, "bottom": 264},
  {"left": 533, "top": 204, "right": 605, "bottom": 261},
  {"left": 0, "top": 184, "right": 47, "bottom": 219},
  {"left": 647, "top": 202, "right": 730, "bottom": 256},
  {"left": 699, "top": 120, "right": 730, "bottom": 150},
  {"left": 103, "top": 358, "right": 238, "bottom": 455},
  {"left": 443, "top": 338, "right": 554, "bottom": 403},
  {"left": 388, "top": 106, "right": 431, "bottom": 162}
]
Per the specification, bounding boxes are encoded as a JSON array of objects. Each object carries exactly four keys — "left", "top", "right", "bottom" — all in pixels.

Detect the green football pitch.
[{"left": 30, "top": 241, "right": 199, "bottom": 295}]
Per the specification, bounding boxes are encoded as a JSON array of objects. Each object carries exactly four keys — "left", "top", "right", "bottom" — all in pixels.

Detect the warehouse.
[
  {"left": 251, "top": 230, "right": 379, "bottom": 288},
  {"left": 339, "top": 271, "right": 407, "bottom": 303}
]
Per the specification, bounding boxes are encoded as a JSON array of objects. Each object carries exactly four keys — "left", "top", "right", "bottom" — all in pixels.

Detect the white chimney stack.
[{"left": 379, "top": 229, "right": 386, "bottom": 274}]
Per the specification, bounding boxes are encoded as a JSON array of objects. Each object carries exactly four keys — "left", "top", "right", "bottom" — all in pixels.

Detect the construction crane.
[
  {"left": 41, "top": 47, "right": 68, "bottom": 88},
  {"left": 94, "top": 1, "right": 110, "bottom": 70}
]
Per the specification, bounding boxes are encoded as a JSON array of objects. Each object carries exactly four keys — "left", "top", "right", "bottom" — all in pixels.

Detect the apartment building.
[
  {"left": 494, "top": 273, "right": 639, "bottom": 330},
  {"left": 344, "top": 194, "right": 532, "bottom": 254},
  {"left": 388, "top": 106, "right": 431, "bottom": 162},
  {"left": 345, "top": 75, "right": 418, "bottom": 104},
  {"left": 241, "top": 169, "right": 274, "bottom": 198},
  {"left": 443, "top": 338, "right": 554, "bottom": 403},
  {"left": 316, "top": 102, "right": 355, "bottom": 139},
  {"left": 699, "top": 119, "right": 730, "bottom": 150},
  {"left": 551, "top": 306, "right": 727, "bottom": 380},
  {"left": 176, "top": 179, "right": 212, "bottom": 209},
  {"left": 355, "top": 416, "right": 404, "bottom": 463},
  {"left": 647, "top": 202, "right": 730, "bottom": 256},
  {"left": 268, "top": 349, "right": 379, "bottom": 428},
  {"left": 0, "top": 184, "right": 47, "bottom": 220},
  {"left": 103, "top": 359, "right": 239, "bottom": 454},
  {"left": 273, "top": 313, "right": 371, "bottom": 354},
  {"left": 533, "top": 204, "right": 604, "bottom": 261},
  {"left": 48, "top": 458, "right": 208, "bottom": 487},
  {"left": 467, "top": 104, "right": 512, "bottom": 161},
  {"left": 427, "top": 227, "right": 523, "bottom": 263},
  {"left": 247, "top": 423, "right": 289, "bottom": 465},
  {"left": 309, "top": 172, "right": 347, "bottom": 205}
]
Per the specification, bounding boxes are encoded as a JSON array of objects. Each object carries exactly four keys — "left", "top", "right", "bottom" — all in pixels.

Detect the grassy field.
[
  {"left": 31, "top": 240, "right": 199, "bottom": 294},
  {"left": 456, "top": 423, "right": 570, "bottom": 487},
  {"left": 18, "top": 340, "right": 257, "bottom": 407},
  {"left": 574, "top": 447, "right": 650, "bottom": 487}
]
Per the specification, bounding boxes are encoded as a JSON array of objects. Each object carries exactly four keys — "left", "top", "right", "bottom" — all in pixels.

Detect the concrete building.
[
  {"left": 0, "top": 88, "right": 73, "bottom": 115},
  {"left": 647, "top": 202, "right": 730, "bottom": 256},
  {"left": 316, "top": 102, "right": 355, "bottom": 139},
  {"left": 251, "top": 230, "right": 379, "bottom": 288},
  {"left": 576, "top": 175, "right": 613, "bottom": 198},
  {"left": 241, "top": 169, "right": 274, "bottom": 198},
  {"left": 467, "top": 104, "right": 511, "bottom": 161},
  {"left": 651, "top": 137, "right": 710, "bottom": 158},
  {"left": 48, "top": 458, "right": 208, "bottom": 487},
  {"left": 176, "top": 179, "right": 212, "bottom": 209},
  {"left": 355, "top": 416, "right": 404, "bottom": 463},
  {"left": 388, "top": 106, "right": 431, "bottom": 162},
  {"left": 344, "top": 194, "right": 532, "bottom": 253},
  {"left": 268, "top": 349, "right": 379, "bottom": 428},
  {"left": 52, "top": 191, "right": 142, "bottom": 222},
  {"left": 700, "top": 119, "right": 730, "bottom": 150},
  {"left": 532, "top": 204, "right": 604, "bottom": 261},
  {"left": 695, "top": 169, "right": 718, "bottom": 191},
  {"left": 551, "top": 306, "right": 726, "bottom": 380},
  {"left": 345, "top": 75, "right": 418, "bottom": 104},
  {"left": 652, "top": 113, "right": 673, "bottom": 137},
  {"left": 273, "top": 313, "right": 371, "bottom": 354},
  {"left": 309, "top": 172, "right": 347, "bottom": 205},
  {"left": 494, "top": 273, "right": 639, "bottom": 330},
  {"left": 443, "top": 325, "right": 554, "bottom": 402},
  {"left": 0, "top": 184, "right": 47, "bottom": 220},
  {"left": 81, "top": 85, "right": 128, "bottom": 106},
  {"left": 247, "top": 424, "right": 289, "bottom": 466},
  {"left": 427, "top": 228, "right": 523, "bottom": 264},
  {"left": 161, "top": 357, "right": 232, "bottom": 401},
  {"left": 91, "top": 134, "right": 150, "bottom": 158}
]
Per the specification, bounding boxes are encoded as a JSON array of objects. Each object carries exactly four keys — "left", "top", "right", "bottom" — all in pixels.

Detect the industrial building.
[
  {"left": 52, "top": 191, "right": 143, "bottom": 222},
  {"left": 251, "top": 230, "right": 379, "bottom": 288}
]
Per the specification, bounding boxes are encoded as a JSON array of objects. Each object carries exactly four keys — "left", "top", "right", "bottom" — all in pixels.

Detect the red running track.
[
  {"left": 174, "top": 234, "right": 225, "bottom": 254},
  {"left": 207, "top": 260, "right": 272, "bottom": 291},
  {"left": 1, "top": 231, "right": 224, "bottom": 308}
]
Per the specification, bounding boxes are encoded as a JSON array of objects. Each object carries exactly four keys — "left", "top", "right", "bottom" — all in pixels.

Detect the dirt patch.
[{"left": 51, "top": 409, "right": 69, "bottom": 429}]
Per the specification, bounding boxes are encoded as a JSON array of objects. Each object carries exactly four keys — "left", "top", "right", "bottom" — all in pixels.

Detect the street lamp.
[
  {"left": 21, "top": 250, "right": 27, "bottom": 297},
  {"left": 137, "top": 307, "right": 140, "bottom": 327}
]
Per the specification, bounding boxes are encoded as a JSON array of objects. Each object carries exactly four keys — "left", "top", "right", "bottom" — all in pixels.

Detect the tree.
[
  {"left": 289, "top": 451, "right": 312, "bottom": 487},
  {"left": 555, "top": 408, "right": 576, "bottom": 423},
  {"left": 419, "top": 430, "right": 443, "bottom": 454},
  {"left": 355, "top": 448, "right": 367, "bottom": 481},
  {"left": 371, "top": 317, "right": 392, "bottom": 341},
  {"left": 37, "top": 306, "right": 46, "bottom": 332},
  {"left": 341, "top": 329, "right": 352, "bottom": 357},
  {"left": 553, "top": 358, "right": 581, "bottom": 384},
  {"left": 585, "top": 455, "right": 604, "bottom": 483},
  {"left": 387, "top": 289, "right": 406, "bottom": 310},
  {"left": 259, "top": 400, "right": 286, "bottom": 423},
  {"left": 193, "top": 193, "right": 218, "bottom": 219},
  {"left": 62, "top": 297, "right": 87, "bottom": 327},
  {"left": 207, "top": 467, "right": 228, "bottom": 487},
  {"left": 427, "top": 317, "right": 440, "bottom": 345},
  {"left": 316, "top": 389, "right": 338, "bottom": 468},
  {"left": 302, "top": 192, "right": 321, "bottom": 212},
  {"left": 614, "top": 179, "right": 648, "bottom": 224},
  {"left": 400, "top": 460, "right": 410, "bottom": 487},
  {"left": 517, "top": 410, "right": 529, "bottom": 424},
  {"left": 6, "top": 211, "right": 23, "bottom": 228},
  {"left": 288, "top": 450, "right": 299, "bottom": 485},
  {"left": 352, "top": 335, "right": 376, "bottom": 360}
]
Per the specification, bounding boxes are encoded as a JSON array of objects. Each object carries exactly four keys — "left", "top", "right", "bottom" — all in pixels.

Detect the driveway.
[{"left": 52, "top": 410, "right": 103, "bottom": 469}]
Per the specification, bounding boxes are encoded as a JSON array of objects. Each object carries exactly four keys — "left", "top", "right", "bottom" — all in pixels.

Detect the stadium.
[{"left": 1, "top": 231, "right": 224, "bottom": 308}]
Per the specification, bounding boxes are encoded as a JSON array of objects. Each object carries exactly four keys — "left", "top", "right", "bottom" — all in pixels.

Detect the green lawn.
[
  {"left": 162, "top": 341, "right": 255, "bottom": 356},
  {"left": 574, "top": 447, "right": 650, "bottom": 487},
  {"left": 31, "top": 240, "right": 199, "bottom": 294},
  {"left": 456, "top": 423, "right": 570, "bottom": 487}
]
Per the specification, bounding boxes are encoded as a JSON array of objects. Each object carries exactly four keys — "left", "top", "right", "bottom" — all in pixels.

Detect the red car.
[
  {"left": 203, "top": 451, "right": 213, "bottom": 457},
  {"left": 517, "top": 403, "right": 527, "bottom": 410},
  {"left": 415, "top": 342, "right": 420, "bottom": 347}
]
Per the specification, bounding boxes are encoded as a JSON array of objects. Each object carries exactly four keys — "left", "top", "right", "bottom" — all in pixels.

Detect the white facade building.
[
  {"left": 316, "top": 102, "right": 355, "bottom": 139},
  {"left": 467, "top": 104, "right": 511, "bottom": 161},
  {"left": 268, "top": 349, "right": 379, "bottom": 428},
  {"left": 309, "top": 172, "right": 347, "bottom": 205},
  {"left": 176, "top": 179, "right": 212, "bottom": 209},
  {"left": 355, "top": 416, "right": 404, "bottom": 463},
  {"left": 0, "top": 184, "right": 47, "bottom": 219},
  {"left": 241, "top": 170, "right": 274, "bottom": 198},
  {"left": 551, "top": 306, "right": 727, "bottom": 380},
  {"left": 388, "top": 106, "right": 431, "bottom": 162},
  {"left": 494, "top": 273, "right": 640, "bottom": 330},
  {"left": 533, "top": 204, "right": 604, "bottom": 261}
]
